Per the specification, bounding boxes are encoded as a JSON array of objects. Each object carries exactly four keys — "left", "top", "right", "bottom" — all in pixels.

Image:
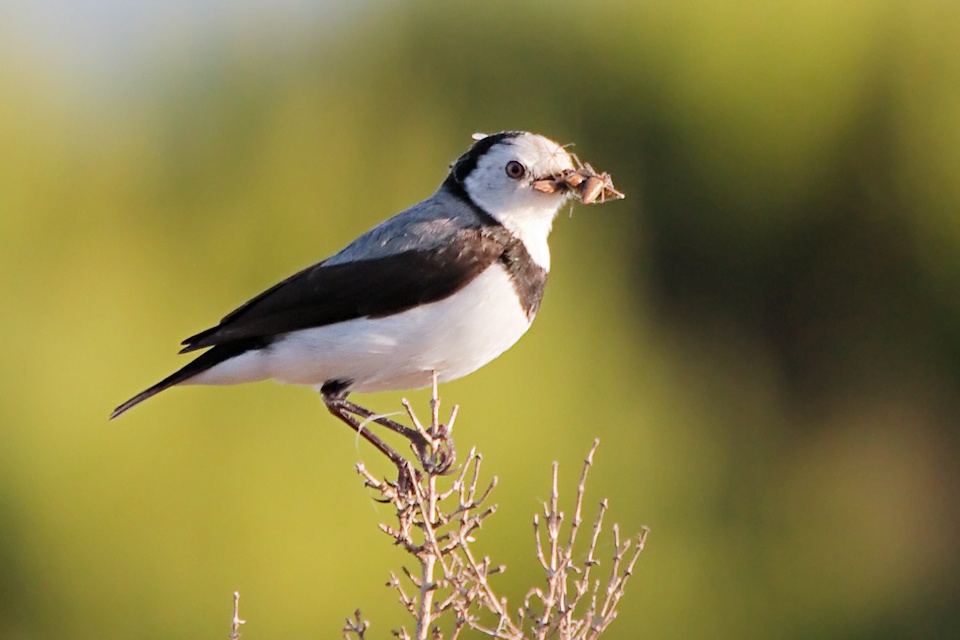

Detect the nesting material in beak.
[{"left": 531, "top": 161, "right": 625, "bottom": 205}]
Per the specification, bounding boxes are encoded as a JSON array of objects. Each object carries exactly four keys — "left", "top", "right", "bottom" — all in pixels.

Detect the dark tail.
[{"left": 110, "top": 339, "right": 265, "bottom": 419}]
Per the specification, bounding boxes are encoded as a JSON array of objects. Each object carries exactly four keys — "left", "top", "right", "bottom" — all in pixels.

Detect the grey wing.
[
  {"left": 324, "top": 188, "right": 491, "bottom": 265},
  {"left": 179, "top": 190, "right": 504, "bottom": 352}
]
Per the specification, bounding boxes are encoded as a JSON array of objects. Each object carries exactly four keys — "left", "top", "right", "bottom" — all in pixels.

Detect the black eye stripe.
[{"left": 446, "top": 131, "right": 523, "bottom": 185}]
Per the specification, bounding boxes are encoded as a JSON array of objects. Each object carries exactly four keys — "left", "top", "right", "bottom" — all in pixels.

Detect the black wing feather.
[
  {"left": 110, "top": 338, "right": 266, "bottom": 419},
  {"left": 180, "top": 226, "right": 512, "bottom": 352}
]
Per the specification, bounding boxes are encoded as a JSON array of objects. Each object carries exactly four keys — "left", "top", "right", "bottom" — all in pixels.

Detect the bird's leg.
[
  {"left": 335, "top": 398, "right": 430, "bottom": 451},
  {"left": 323, "top": 399, "right": 407, "bottom": 468},
  {"left": 322, "top": 395, "right": 419, "bottom": 490},
  {"left": 320, "top": 379, "right": 454, "bottom": 476},
  {"left": 344, "top": 397, "right": 456, "bottom": 475}
]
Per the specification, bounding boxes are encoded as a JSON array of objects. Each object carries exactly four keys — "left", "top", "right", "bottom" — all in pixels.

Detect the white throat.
[
  {"left": 459, "top": 132, "right": 576, "bottom": 271},
  {"left": 485, "top": 201, "right": 557, "bottom": 270}
]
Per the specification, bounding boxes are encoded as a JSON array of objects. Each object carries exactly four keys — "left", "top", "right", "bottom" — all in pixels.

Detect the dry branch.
[{"left": 343, "top": 379, "right": 648, "bottom": 639}]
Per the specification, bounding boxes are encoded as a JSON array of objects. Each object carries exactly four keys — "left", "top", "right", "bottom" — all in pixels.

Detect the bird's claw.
[{"left": 410, "top": 426, "right": 457, "bottom": 476}]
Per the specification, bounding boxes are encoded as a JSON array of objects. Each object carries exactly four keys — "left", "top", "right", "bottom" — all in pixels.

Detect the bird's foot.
[
  {"left": 322, "top": 397, "right": 456, "bottom": 489},
  {"left": 410, "top": 422, "right": 456, "bottom": 476},
  {"left": 401, "top": 378, "right": 458, "bottom": 476}
]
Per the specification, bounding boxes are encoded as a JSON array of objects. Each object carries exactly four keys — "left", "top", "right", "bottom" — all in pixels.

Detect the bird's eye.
[{"left": 505, "top": 160, "right": 526, "bottom": 180}]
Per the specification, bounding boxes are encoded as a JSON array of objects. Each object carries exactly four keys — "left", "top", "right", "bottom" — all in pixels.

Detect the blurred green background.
[{"left": 2, "top": 1, "right": 958, "bottom": 638}]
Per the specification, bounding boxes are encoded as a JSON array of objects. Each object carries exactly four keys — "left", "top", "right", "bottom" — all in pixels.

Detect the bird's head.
[
  {"left": 444, "top": 131, "right": 623, "bottom": 228},
  {"left": 441, "top": 131, "right": 623, "bottom": 269}
]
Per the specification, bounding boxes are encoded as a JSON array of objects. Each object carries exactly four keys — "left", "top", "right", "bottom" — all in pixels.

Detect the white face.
[{"left": 462, "top": 133, "right": 575, "bottom": 229}]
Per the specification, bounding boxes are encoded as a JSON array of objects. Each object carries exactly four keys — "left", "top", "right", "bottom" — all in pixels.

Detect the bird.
[{"left": 111, "top": 131, "right": 622, "bottom": 468}]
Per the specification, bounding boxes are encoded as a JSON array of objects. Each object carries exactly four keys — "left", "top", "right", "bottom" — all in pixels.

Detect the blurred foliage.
[{"left": 1, "top": 0, "right": 959, "bottom": 638}]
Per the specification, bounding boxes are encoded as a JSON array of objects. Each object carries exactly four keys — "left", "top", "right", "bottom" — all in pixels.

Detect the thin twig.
[
  {"left": 345, "top": 389, "right": 647, "bottom": 639},
  {"left": 230, "top": 592, "right": 245, "bottom": 640},
  {"left": 343, "top": 609, "right": 368, "bottom": 640}
]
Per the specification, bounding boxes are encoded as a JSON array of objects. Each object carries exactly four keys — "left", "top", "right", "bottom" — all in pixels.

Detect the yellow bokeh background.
[{"left": 1, "top": 2, "right": 958, "bottom": 638}]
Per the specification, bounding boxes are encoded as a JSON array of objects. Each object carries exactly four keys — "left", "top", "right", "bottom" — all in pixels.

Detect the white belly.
[{"left": 191, "top": 264, "right": 534, "bottom": 393}]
